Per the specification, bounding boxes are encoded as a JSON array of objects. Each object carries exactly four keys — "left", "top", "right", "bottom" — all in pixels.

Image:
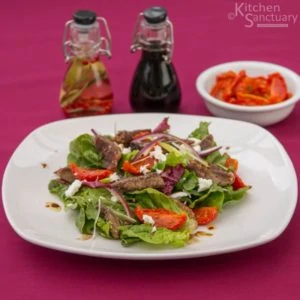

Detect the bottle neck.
[{"left": 141, "top": 49, "right": 169, "bottom": 61}]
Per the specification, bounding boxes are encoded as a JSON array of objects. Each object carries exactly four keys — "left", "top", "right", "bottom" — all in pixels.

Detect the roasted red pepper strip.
[
  {"left": 193, "top": 207, "right": 218, "bottom": 225},
  {"left": 210, "top": 70, "right": 291, "bottom": 106},
  {"left": 122, "top": 156, "right": 156, "bottom": 175},
  {"left": 134, "top": 206, "right": 187, "bottom": 230},
  {"left": 132, "top": 156, "right": 155, "bottom": 171},
  {"left": 269, "top": 73, "right": 288, "bottom": 103},
  {"left": 69, "top": 162, "right": 112, "bottom": 181},
  {"left": 122, "top": 160, "right": 140, "bottom": 175}
]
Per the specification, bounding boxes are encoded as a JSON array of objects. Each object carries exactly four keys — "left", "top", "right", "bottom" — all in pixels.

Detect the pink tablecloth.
[{"left": 1, "top": 0, "right": 300, "bottom": 299}]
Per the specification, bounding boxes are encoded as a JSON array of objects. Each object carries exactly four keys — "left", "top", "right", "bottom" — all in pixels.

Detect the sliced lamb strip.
[
  {"left": 111, "top": 173, "right": 164, "bottom": 192},
  {"left": 114, "top": 129, "right": 151, "bottom": 147},
  {"left": 187, "top": 160, "right": 235, "bottom": 186},
  {"left": 200, "top": 134, "right": 215, "bottom": 150},
  {"left": 187, "top": 160, "right": 208, "bottom": 178},
  {"left": 101, "top": 205, "right": 121, "bottom": 239},
  {"left": 92, "top": 130, "right": 122, "bottom": 170},
  {"left": 209, "top": 164, "right": 235, "bottom": 186},
  {"left": 54, "top": 167, "right": 75, "bottom": 184},
  {"left": 182, "top": 139, "right": 195, "bottom": 145},
  {"left": 171, "top": 198, "right": 195, "bottom": 220}
]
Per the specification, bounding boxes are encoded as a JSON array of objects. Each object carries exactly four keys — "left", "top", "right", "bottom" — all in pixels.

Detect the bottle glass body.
[
  {"left": 130, "top": 14, "right": 180, "bottom": 112},
  {"left": 60, "top": 20, "right": 113, "bottom": 117},
  {"left": 130, "top": 49, "right": 181, "bottom": 112}
]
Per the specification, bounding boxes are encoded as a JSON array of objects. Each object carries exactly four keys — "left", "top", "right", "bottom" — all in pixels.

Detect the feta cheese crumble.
[
  {"left": 170, "top": 191, "right": 191, "bottom": 199},
  {"left": 140, "top": 164, "right": 150, "bottom": 174},
  {"left": 155, "top": 168, "right": 163, "bottom": 174},
  {"left": 151, "top": 226, "right": 157, "bottom": 233},
  {"left": 142, "top": 214, "right": 155, "bottom": 226},
  {"left": 65, "top": 179, "right": 82, "bottom": 197},
  {"left": 110, "top": 196, "right": 118, "bottom": 203},
  {"left": 197, "top": 178, "right": 213, "bottom": 192},
  {"left": 122, "top": 147, "right": 131, "bottom": 154},
  {"left": 109, "top": 172, "right": 120, "bottom": 182},
  {"left": 150, "top": 145, "right": 167, "bottom": 162},
  {"left": 193, "top": 144, "right": 201, "bottom": 152}
]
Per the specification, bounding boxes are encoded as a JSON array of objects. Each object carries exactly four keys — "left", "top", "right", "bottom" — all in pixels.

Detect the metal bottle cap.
[
  {"left": 73, "top": 10, "right": 97, "bottom": 25},
  {"left": 143, "top": 7, "right": 167, "bottom": 24}
]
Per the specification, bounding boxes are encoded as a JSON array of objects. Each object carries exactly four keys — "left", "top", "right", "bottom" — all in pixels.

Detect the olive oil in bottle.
[{"left": 60, "top": 10, "right": 113, "bottom": 117}]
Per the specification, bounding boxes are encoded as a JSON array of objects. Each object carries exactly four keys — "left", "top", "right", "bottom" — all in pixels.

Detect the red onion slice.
[
  {"left": 132, "top": 132, "right": 165, "bottom": 142},
  {"left": 82, "top": 180, "right": 111, "bottom": 188},
  {"left": 132, "top": 133, "right": 208, "bottom": 166},
  {"left": 198, "top": 146, "right": 222, "bottom": 157},
  {"left": 132, "top": 137, "right": 165, "bottom": 162}
]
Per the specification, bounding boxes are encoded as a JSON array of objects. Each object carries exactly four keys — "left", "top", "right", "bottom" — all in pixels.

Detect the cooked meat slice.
[
  {"left": 182, "top": 139, "right": 195, "bottom": 145},
  {"left": 187, "top": 160, "right": 209, "bottom": 178},
  {"left": 209, "top": 164, "right": 235, "bottom": 186},
  {"left": 101, "top": 206, "right": 120, "bottom": 239},
  {"left": 187, "top": 160, "right": 234, "bottom": 186},
  {"left": 129, "top": 141, "right": 144, "bottom": 150},
  {"left": 200, "top": 134, "right": 215, "bottom": 150},
  {"left": 114, "top": 129, "right": 151, "bottom": 146},
  {"left": 54, "top": 167, "right": 75, "bottom": 183},
  {"left": 111, "top": 173, "right": 164, "bottom": 192},
  {"left": 92, "top": 131, "right": 122, "bottom": 170}
]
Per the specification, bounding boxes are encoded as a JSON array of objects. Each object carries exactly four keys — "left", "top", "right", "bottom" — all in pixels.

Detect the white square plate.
[{"left": 2, "top": 113, "right": 298, "bottom": 260}]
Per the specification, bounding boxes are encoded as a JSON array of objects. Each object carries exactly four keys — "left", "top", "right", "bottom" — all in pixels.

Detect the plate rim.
[{"left": 2, "top": 113, "right": 298, "bottom": 260}]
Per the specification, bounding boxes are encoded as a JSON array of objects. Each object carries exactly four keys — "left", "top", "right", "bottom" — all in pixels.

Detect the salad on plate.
[{"left": 48, "top": 117, "right": 250, "bottom": 248}]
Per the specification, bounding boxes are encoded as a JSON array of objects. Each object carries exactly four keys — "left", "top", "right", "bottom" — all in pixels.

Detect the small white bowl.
[{"left": 196, "top": 61, "right": 300, "bottom": 126}]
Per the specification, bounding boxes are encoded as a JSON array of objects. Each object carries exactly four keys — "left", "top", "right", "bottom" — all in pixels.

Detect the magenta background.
[{"left": 1, "top": 0, "right": 300, "bottom": 299}]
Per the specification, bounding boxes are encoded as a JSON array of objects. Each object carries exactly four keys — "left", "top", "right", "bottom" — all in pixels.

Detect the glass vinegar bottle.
[{"left": 130, "top": 7, "right": 181, "bottom": 112}]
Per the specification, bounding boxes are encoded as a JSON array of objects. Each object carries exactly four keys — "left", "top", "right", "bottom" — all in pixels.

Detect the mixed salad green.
[{"left": 48, "top": 118, "right": 250, "bottom": 247}]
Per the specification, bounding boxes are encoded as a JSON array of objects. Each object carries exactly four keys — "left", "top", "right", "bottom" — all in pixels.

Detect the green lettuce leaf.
[
  {"left": 188, "top": 121, "right": 210, "bottom": 139},
  {"left": 76, "top": 207, "right": 86, "bottom": 232},
  {"left": 165, "top": 151, "right": 189, "bottom": 167},
  {"left": 189, "top": 184, "right": 224, "bottom": 209},
  {"left": 190, "top": 184, "right": 249, "bottom": 210},
  {"left": 48, "top": 179, "right": 69, "bottom": 202},
  {"left": 96, "top": 217, "right": 112, "bottom": 238},
  {"left": 175, "top": 169, "right": 199, "bottom": 192},
  {"left": 86, "top": 201, "right": 99, "bottom": 220},
  {"left": 224, "top": 186, "right": 250, "bottom": 204},
  {"left": 119, "top": 224, "right": 190, "bottom": 247},
  {"left": 205, "top": 151, "right": 228, "bottom": 168},
  {"left": 67, "top": 134, "right": 102, "bottom": 169},
  {"left": 129, "top": 188, "right": 184, "bottom": 213},
  {"left": 48, "top": 179, "right": 131, "bottom": 236},
  {"left": 152, "top": 160, "right": 166, "bottom": 172},
  {"left": 199, "top": 191, "right": 225, "bottom": 211}
]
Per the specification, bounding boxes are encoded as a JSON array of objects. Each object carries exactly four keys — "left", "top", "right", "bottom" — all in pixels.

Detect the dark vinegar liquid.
[{"left": 130, "top": 50, "right": 181, "bottom": 112}]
